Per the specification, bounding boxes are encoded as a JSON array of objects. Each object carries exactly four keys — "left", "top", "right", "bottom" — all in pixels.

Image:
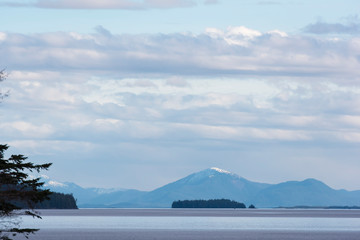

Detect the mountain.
[
  {"left": 80, "top": 189, "right": 147, "bottom": 208},
  {"left": 253, "top": 178, "right": 360, "bottom": 207},
  {"left": 118, "top": 167, "right": 270, "bottom": 208},
  {"left": 42, "top": 177, "right": 146, "bottom": 207},
  {"left": 42, "top": 168, "right": 360, "bottom": 208}
]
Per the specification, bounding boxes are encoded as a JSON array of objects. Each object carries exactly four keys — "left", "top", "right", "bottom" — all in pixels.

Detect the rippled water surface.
[{"left": 16, "top": 209, "right": 360, "bottom": 240}]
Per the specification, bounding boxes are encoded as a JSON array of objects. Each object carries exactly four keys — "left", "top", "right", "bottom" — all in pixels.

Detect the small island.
[{"left": 172, "top": 199, "right": 246, "bottom": 208}]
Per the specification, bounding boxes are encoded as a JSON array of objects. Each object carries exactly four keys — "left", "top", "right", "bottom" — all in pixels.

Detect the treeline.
[
  {"left": 172, "top": 199, "right": 247, "bottom": 208},
  {"left": 5, "top": 187, "right": 78, "bottom": 209},
  {"left": 35, "top": 192, "right": 78, "bottom": 209},
  {"left": 327, "top": 206, "right": 360, "bottom": 209}
]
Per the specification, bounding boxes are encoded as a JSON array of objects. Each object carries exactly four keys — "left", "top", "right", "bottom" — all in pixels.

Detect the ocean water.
[{"left": 15, "top": 209, "right": 360, "bottom": 240}]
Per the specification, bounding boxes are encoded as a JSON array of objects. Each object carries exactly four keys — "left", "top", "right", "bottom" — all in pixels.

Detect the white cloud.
[
  {"left": 176, "top": 123, "right": 311, "bottom": 141},
  {"left": 227, "top": 26, "right": 262, "bottom": 39},
  {"left": 267, "top": 30, "right": 288, "bottom": 37},
  {"left": 0, "top": 32, "right": 6, "bottom": 42},
  {"left": 0, "top": 121, "right": 55, "bottom": 138},
  {"left": 336, "top": 132, "right": 360, "bottom": 143},
  {"left": 2, "top": 27, "right": 359, "bottom": 85},
  {"left": 2, "top": 25, "right": 360, "bottom": 190},
  {"left": 339, "top": 115, "right": 360, "bottom": 127}
]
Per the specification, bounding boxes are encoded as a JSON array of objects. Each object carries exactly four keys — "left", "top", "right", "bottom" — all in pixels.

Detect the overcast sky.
[{"left": 1, "top": 0, "right": 360, "bottom": 191}]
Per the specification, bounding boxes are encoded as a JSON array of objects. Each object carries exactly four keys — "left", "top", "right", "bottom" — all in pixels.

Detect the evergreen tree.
[
  {"left": 0, "top": 144, "right": 52, "bottom": 240},
  {"left": 0, "top": 70, "right": 9, "bottom": 102},
  {"left": 35, "top": 192, "right": 78, "bottom": 209}
]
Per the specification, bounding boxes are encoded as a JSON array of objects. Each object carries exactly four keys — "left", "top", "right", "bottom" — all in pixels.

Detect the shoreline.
[{"left": 37, "top": 208, "right": 360, "bottom": 218}]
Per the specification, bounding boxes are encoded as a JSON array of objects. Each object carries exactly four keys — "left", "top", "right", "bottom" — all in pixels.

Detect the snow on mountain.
[
  {"left": 110, "top": 168, "right": 360, "bottom": 208},
  {"left": 210, "top": 167, "right": 231, "bottom": 174},
  {"left": 115, "top": 168, "right": 270, "bottom": 208},
  {"left": 40, "top": 176, "right": 137, "bottom": 206},
  {"left": 38, "top": 168, "right": 360, "bottom": 208},
  {"left": 46, "top": 180, "right": 67, "bottom": 187}
]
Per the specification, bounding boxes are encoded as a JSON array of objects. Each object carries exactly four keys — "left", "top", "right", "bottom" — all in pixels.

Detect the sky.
[{"left": 1, "top": 0, "right": 360, "bottom": 191}]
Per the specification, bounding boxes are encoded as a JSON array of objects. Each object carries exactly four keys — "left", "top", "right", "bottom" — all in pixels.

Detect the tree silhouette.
[
  {"left": 172, "top": 199, "right": 246, "bottom": 208},
  {"left": 0, "top": 144, "right": 52, "bottom": 240},
  {"left": 0, "top": 70, "right": 9, "bottom": 102}
]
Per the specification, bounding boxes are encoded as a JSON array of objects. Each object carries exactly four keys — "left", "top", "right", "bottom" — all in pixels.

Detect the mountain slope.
[
  {"left": 253, "top": 178, "right": 360, "bottom": 207},
  {"left": 112, "top": 167, "right": 271, "bottom": 208},
  {"left": 42, "top": 177, "right": 146, "bottom": 207},
  {"left": 42, "top": 168, "right": 360, "bottom": 208}
]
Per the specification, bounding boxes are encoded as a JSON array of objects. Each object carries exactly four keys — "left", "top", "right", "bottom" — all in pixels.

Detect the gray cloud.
[
  {"left": 2, "top": 26, "right": 360, "bottom": 190},
  {"left": 304, "top": 18, "right": 360, "bottom": 35},
  {"left": 1, "top": 27, "right": 359, "bottom": 84},
  {"left": 94, "top": 25, "right": 113, "bottom": 38},
  {"left": 2, "top": 67, "right": 360, "bottom": 190}
]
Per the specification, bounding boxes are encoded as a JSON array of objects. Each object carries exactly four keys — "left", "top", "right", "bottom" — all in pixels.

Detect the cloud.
[
  {"left": 0, "top": 0, "right": 197, "bottom": 9},
  {"left": 125, "top": 79, "right": 158, "bottom": 88},
  {"left": 2, "top": 70, "right": 360, "bottom": 191},
  {"left": 0, "top": 121, "right": 55, "bottom": 138},
  {"left": 94, "top": 25, "right": 113, "bottom": 38},
  {"left": 304, "top": 17, "right": 360, "bottom": 35},
  {"left": 2, "top": 69, "right": 360, "bottom": 146},
  {"left": 2, "top": 25, "right": 360, "bottom": 190},
  {"left": 165, "top": 77, "right": 189, "bottom": 87},
  {"left": 1, "top": 27, "right": 360, "bottom": 85}
]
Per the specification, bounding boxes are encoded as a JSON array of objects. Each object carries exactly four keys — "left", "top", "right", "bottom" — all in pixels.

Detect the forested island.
[
  {"left": 172, "top": 199, "right": 247, "bottom": 208},
  {"left": 36, "top": 192, "right": 78, "bottom": 209},
  {"left": 15, "top": 192, "right": 78, "bottom": 209}
]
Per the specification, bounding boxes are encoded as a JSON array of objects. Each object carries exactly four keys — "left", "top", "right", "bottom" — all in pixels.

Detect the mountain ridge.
[{"left": 42, "top": 168, "right": 360, "bottom": 208}]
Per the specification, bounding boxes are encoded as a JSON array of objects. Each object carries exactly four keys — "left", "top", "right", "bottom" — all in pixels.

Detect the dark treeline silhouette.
[
  {"left": 36, "top": 192, "right": 78, "bottom": 209},
  {"left": 327, "top": 206, "right": 360, "bottom": 209},
  {"left": 15, "top": 192, "right": 78, "bottom": 209},
  {"left": 172, "top": 199, "right": 246, "bottom": 208}
]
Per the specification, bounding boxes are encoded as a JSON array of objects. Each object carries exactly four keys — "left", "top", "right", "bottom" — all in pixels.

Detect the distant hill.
[
  {"left": 253, "top": 178, "right": 360, "bottom": 207},
  {"left": 42, "top": 177, "right": 146, "bottom": 207},
  {"left": 43, "top": 168, "right": 360, "bottom": 208},
  {"left": 122, "top": 167, "right": 269, "bottom": 208}
]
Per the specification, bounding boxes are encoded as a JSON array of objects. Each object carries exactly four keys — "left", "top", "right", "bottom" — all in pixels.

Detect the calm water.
[{"left": 16, "top": 209, "right": 360, "bottom": 240}]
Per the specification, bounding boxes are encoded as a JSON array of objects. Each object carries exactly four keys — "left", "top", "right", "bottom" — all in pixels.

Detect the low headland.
[{"left": 36, "top": 192, "right": 78, "bottom": 209}]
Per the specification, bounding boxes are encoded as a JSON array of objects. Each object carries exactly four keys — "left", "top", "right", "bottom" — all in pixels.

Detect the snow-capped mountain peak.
[
  {"left": 210, "top": 167, "right": 231, "bottom": 174},
  {"left": 46, "top": 180, "right": 67, "bottom": 187},
  {"left": 182, "top": 167, "right": 236, "bottom": 183}
]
